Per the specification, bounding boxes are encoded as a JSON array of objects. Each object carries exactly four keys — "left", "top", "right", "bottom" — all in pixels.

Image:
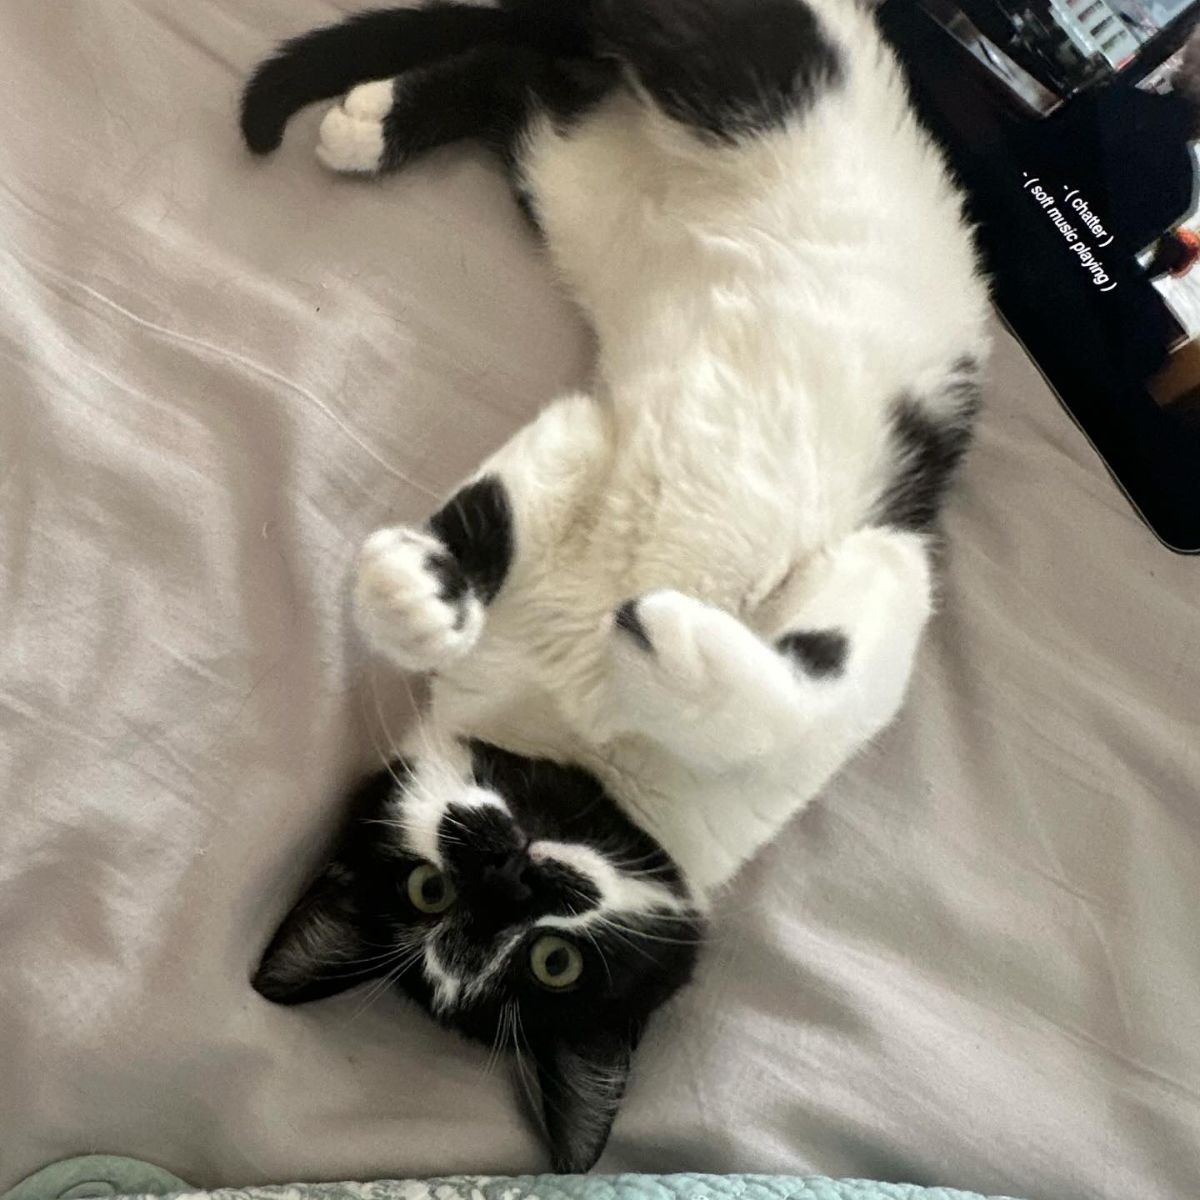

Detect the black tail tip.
[
  {"left": 240, "top": 91, "right": 286, "bottom": 155},
  {"left": 240, "top": 56, "right": 298, "bottom": 155}
]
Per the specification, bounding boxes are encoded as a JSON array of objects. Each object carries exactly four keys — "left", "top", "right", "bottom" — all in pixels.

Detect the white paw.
[
  {"left": 610, "top": 591, "right": 782, "bottom": 701},
  {"left": 354, "top": 527, "right": 484, "bottom": 672},
  {"left": 606, "top": 591, "right": 801, "bottom": 759},
  {"left": 344, "top": 78, "right": 396, "bottom": 121},
  {"left": 316, "top": 79, "right": 394, "bottom": 173}
]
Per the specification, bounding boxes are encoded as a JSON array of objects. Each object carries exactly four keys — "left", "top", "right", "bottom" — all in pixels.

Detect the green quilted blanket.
[{"left": 1, "top": 1158, "right": 1024, "bottom": 1200}]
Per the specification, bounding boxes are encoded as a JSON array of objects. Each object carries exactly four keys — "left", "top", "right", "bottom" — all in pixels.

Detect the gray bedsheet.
[{"left": 2, "top": 3, "right": 1198, "bottom": 1198}]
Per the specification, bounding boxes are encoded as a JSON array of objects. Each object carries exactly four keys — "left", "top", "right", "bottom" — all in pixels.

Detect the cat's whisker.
[
  {"left": 354, "top": 681, "right": 410, "bottom": 807},
  {"left": 612, "top": 907, "right": 707, "bottom": 924},
  {"left": 592, "top": 921, "right": 658, "bottom": 963},
  {"left": 355, "top": 933, "right": 425, "bottom": 950},
  {"left": 483, "top": 1008, "right": 501, "bottom": 1076},
  {"left": 595, "top": 916, "right": 706, "bottom": 947},
  {"left": 366, "top": 662, "right": 411, "bottom": 793},
  {"left": 361, "top": 815, "right": 466, "bottom": 849},
  {"left": 606, "top": 857, "right": 676, "bottom": 878},
  {"left": 360, "top": 816, "right": 407, "bottom": 832},
  {"left": 306, "top": 939, "right": 423, "bottom": 978},
  {"left": 578, "top": 924, "right": 614, "bottom": 989},
  {"left": 434, "top": 810, "right": 478, "bottom": 843},
  {"left": 483, "top": 1000, "right": 514, "bottom": 1077},
  {"left": 509, "top": 1005, "right": 543, "bottom": 1130},
  {"left": 348, "top": 952, "right": 422, "bottom": 1018},
  {"left": 346, "top": 940, "right": 428, "bottom": 1022}
]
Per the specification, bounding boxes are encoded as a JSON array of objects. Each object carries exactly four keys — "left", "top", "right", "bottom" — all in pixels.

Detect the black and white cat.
[{"left": 241, "top": 0, "right": 989, "bottom": 1173}]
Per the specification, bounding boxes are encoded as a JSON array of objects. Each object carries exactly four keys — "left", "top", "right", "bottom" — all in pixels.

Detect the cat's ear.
[
  {"left": 252, "top": 858, "right": 383, "bottom": 1004},
  {"left": 533, "top": 1026, "right": 636, "bottom": 1173},
  {"left": 253, "top": 765, "right": 406, "bottom": 1005}
]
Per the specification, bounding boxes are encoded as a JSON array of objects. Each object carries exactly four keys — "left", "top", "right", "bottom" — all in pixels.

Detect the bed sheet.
[{"left": 1, "top": 3, "right": 1198, "bottom": 1199}]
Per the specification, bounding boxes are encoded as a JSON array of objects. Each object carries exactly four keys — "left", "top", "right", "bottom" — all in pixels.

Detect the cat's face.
[{"left": 253, "top": 740, "right": 703, "bottom": 1172}]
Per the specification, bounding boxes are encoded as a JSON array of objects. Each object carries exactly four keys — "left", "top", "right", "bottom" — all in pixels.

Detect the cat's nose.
[
  {"left": 460, "top": 852, "right": 534, "bottom": 941},
  {"left": 480, "top": 852, "right": 533, "bottom": 907}
]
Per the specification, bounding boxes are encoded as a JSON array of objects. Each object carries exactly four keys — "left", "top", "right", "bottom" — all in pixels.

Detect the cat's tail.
[{"left": 240, "top": 0, "right": 594, "bottom": 155}]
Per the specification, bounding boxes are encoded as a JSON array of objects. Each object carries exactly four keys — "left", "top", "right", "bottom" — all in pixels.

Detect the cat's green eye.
[
  {"left": 529, "top": 934, "right": 584, "bottom": 990},
  {"left": 407, "top": 863, "right": 456, "bottom": 915}
]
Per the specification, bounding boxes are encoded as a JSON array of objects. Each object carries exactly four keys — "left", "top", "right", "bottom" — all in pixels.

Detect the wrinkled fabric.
[{"left": 1, "top": 3, "right": 1198, "bottom": 1200}]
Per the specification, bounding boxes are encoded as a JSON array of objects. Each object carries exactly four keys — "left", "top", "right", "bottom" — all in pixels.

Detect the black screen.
[{"left": 880, "top": 0, "right": 1200, "bottom": 551}]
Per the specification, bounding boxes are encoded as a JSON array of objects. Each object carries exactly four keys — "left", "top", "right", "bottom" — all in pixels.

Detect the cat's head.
[{"left": 253, "top": 740, "right": 704, "bottom": 1172}]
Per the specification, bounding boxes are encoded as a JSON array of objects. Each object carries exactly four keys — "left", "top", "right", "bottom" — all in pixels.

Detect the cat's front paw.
[
  {"left": 316, "top": 79, "right": 394, "bottom": 173},
  {"left": 354, "top": 527, "right": 484, "bottom": 672}
]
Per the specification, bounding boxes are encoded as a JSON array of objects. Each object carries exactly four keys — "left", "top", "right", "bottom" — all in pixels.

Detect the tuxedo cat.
[{"left": 241, "top": 0, "right": 989, "bottom": 1172}]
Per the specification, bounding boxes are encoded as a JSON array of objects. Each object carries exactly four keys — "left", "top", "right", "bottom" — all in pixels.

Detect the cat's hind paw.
[
  {"left": 611, "top": 591, "right": 781, "bottom": 698},
  {"left": 316, "top": 79, "right": 394, "bottom": 173},
  {"left": 604, "top": 590, "right": 811, "bottom": 768},
  {"left": 605, "top": 590, "right": 803, "bottom": 763},
  {"left": 354, "top": 526, "right": 484, "bottom": 672}
]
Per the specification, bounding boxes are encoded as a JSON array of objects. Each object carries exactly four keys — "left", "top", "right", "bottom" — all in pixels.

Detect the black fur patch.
[
  {"left": 778, "top": 628, "right": 848, "bottom": 677},
  {"left": 240, "top": 0, "right": 601, "bottom": 156},
  {"left": 440, "top": 802, "right": 525, "bottom": 874},
  {"left": 425, "top": 548, "right": 470, "bottom": 611},
  {"left": 535, "top": 1027, "right": 634, "bottom": 1174},
  {"left": 375, "top": 46, "right": 616, "bottom": 176},
  {"left": 514, "top": 186, "right": 540, "bottom": 227},
  {"left": 428, "top": 475, "right": 514, "bottom": 605},
  {"left": 253, "top": 745, "right": 703, "bottom": 1172},
  {"left": 251, "top": 760, "right": 415, "bottom": 1005},
  {"left": 241, "top": 4, "right": 512, "bottom": 155},
  {"left": 873, "top": 363, "right": 981, "bottom": 531},
  {"left": 468, "top": 740, "right": 687, "bottom": 895},
  {"left": 594, "top": 0, "right": 842, "bottom": 141},
  {"left": 614, "top": 599, "right": 653, "bottom": 652}
]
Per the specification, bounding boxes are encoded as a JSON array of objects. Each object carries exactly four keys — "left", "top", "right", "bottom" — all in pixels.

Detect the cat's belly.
[
  {"left": 428, "top": 653, "right": 592, "bottom": 772},
  {"left": 429, "top": 454, "right": 834, "bottom": 759},
  {"left": 427, "top": 534, "right": 786, "bottom": 761}
]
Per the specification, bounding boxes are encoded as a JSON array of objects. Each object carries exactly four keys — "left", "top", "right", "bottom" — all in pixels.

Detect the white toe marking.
[
  {"left": 343, "top": 78, "right": 395, "bottom": 121},
  {"left": 354, "top": 526, "right": 484, "bottom": 671},
  {"left": 316, "top": 100, "right": 386, "bottom": 174}
]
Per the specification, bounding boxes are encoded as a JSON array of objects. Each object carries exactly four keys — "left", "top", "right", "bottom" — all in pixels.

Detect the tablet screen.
[{"left": 880, "top": 0, "right": 1200, "bottom": 551}]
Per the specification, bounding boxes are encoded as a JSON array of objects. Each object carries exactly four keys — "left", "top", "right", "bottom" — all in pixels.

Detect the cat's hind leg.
[
  {"left": 592, "top": 0, "right": 842, "bottom": 143},
  {"left": 315, "top": 78, "right": 397, "bottom": 174},
  {"left": 316, "top": 47, "right": 613, "bottom": 178},
  {"left": 601, "top": 527, "right": 933, "bottom": 772},
  {"left": 315, "top": 53, "right": 514, "bottom": 176}
]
